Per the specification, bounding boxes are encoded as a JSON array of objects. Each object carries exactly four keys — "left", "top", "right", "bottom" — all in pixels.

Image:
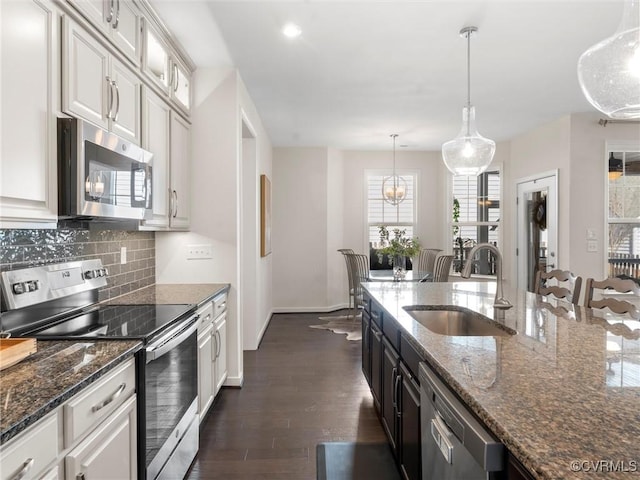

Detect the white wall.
[
  {"left": 272, "top": 147, "right": 332, "bottom": 311},
  {"left": 326, "top": 148, "right": 345, "bottom": 308},
  {"left": 156, "top": 68, "right": 273, "bottom": 386}
]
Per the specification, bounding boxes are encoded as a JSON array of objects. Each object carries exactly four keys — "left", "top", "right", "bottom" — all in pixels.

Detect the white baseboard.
[
  {"left": 272, "top": 303, "right": 348, "bottom": 314},
  {"left": 223, "top": 373, "right": 243, "bottom": 387}
]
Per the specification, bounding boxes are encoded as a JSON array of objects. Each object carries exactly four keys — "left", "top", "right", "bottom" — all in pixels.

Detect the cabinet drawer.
[
  {"left": 0, "top": 411, "right": 59, "bottom": 480},
  {"left": 213, "top": 292, "right": 228, "bottom": 318},
  {"left": 63, "top": 359, "right": 135, "bottom": 447},
  {"left": 383, "top": 314, "right": 400, "bottom": 351},
  {"left": 400, "top": 334, "right": 425, "bottom": 381},
  {"left": 197, "top": 301, "right": 214, "bottom": 334},
  {"left": 370, "top": 301, "right": 383, "bottom": 329}
]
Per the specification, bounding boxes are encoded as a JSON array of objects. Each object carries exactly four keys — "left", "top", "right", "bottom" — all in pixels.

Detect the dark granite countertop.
[
  {"left": 0, "top": 339, "right": 141, "bottom": 445},
  {"left": 363, "top": 281, "right": 640, "bottom": 480},
  {"left": 103, "top": 283, "right": 230, "bottom": 307}
]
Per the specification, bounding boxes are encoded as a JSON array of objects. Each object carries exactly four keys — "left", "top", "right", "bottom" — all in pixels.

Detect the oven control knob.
[
  {"left": 100, "top": 268, "right": 109, "bottom": 277},
  {"left": 12, "top": 282, "right": 25, "bottom": 294},
  {"left": 84, "top": 270, "right": 96, "bottom": 279},
  {"left": 24, "top": 280, "right": 39, "bottom": 292}
]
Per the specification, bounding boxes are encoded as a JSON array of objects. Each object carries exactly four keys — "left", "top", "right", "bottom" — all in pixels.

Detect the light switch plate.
[
  {"left": 186, "top": 244, "right": 213, "bottom": 260},
  {"left": 586, "top": 228, "right": 597, "bottom": 240}
]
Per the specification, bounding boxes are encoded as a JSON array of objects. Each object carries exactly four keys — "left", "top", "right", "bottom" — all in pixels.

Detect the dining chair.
[
  {"left": 431, "top": 254, "right": 454, "bottom": 282},
  {"left": 338, "top": 249, "right": 356, "bottom": 309},
  {"left": 416, "top": 248, "right": 443, "bottom": 281},
  {"left": 534, "top": 269, "right": 583, "bottom": 304},
  {"left": 583, "top": 277, "right": 640, "bottom": 315},
  {"left": 344, "top": 253, "right": 370, "bottom": 317}
]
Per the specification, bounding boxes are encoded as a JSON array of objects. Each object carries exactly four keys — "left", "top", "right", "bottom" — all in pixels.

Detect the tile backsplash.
[{"left": 0, "top": 229, "right": 155, "bottom": 302}]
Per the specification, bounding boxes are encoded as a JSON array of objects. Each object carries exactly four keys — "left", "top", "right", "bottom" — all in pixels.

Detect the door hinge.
[{"left": 516, "top": 248, "right": 519, "bottom": 256}]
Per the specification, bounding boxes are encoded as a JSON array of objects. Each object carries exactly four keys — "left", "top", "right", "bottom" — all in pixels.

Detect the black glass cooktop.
[{"left": 25, "top": 304, "right": 195, "bottom": 342}]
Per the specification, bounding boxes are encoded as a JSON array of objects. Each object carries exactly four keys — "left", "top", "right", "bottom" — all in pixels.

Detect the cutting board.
[{"left": 0, "top": 338, "right": 37, "bottom": 371}]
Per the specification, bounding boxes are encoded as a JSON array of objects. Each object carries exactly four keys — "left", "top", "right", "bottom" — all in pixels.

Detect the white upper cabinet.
[
  {"left": 141, "top": 86, "right": 171, "bottom": 228},
  {"left": 142, "top": 18, "right": 170, "bottom": 92},
  {"left": 0, "top": 0, "right": 60, "bottom": 227},
  {"left": 63, "top": 17, "right": 141, "bottom": 144},
  {"left": 169, "top": 112, "right": 191, "bottom": 229},
  {"left": 170, "top": 56, "right": 191, "bottom": 115},
  {"left": 66, "top": 0, "right": 140, "bottom": 64}
]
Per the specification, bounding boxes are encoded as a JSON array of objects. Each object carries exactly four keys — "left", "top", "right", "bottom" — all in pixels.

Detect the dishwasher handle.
[{"left": 431, "top": 414, "right": 454, "bottom": 464}]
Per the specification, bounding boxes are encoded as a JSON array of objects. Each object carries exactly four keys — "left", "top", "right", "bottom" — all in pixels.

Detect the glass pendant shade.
[
  {"left": 577, "top": 0, "right": 640, "bottom": 119},
  {"left": 382, "top": 175, "right": 407, "bottom": 205},
  {"left": 442, "top": 106, "right": 496, "bottom": 176}
]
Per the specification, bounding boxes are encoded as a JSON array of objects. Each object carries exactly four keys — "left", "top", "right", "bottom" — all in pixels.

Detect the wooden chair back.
[
  {"left": 432, "top": 255, "right": 454, "bottom": 282},
  {"left": 534, "top": 269, "right": 582, "bottom": 304},
  {"left": 583, "top": 277, "right": 640, "bottom": 316}
]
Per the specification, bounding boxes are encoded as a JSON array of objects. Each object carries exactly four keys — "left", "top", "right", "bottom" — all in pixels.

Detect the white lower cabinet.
[
  {"left": 0, "top": 359, "right": 137, "bottom": 480},
  {"left": 213, "top": 311, "right": 228, "bottom": 394},
  {"left": 64, "top": 395, "right": 137, "bottom": 480}
]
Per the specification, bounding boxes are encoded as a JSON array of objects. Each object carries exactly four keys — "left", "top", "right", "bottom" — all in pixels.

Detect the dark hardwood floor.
[{"left": 186, "top": 311, "right": 387, "bottom": 479}]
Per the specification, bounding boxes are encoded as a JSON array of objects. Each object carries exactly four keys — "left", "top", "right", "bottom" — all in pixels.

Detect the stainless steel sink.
[{"left": 403, "top": 306, "right": 515, "bottom": 336}]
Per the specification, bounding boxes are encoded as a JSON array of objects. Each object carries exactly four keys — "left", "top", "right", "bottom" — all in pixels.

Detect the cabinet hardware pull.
[
  {"left": 105, "top": 76, "right": 113, "bottom": 120},
  {"left": 113, "top": 0, "right": 120, "bottom": 29},
  {"left": 76, "top": 473, "right": 86, "bottom": 480},
  {"left": 11, "top": 458, "right": 34, "bottom": 480},
  {"left": 172, "top": 190, "right": 178, "bottom": 217},
  {"left": 173, "top": 64, "right": 179, "bottom": 92},
  {"left": 391, "top": 367, "right": 397, "bottom": 410},
  {"left": 105, "top": 0, "right": 113, "bottom": 23},
  {"left": 212, "top": 329, "right": 218, "bottom": 359},
  {"left": 218, "top": 302, "right": 226, "bottom": 310},
  {"left": 395, "top": 373, "right": 402, "bottom": 417},
  {"left": 92, "top": 382, "right": 126, "bottom": 412},
  {"left": 112, "top": 80, "right": 120, "bottom": 122}
]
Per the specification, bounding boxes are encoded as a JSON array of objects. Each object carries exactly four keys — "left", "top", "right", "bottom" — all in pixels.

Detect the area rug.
[
  {"left": 316, "top": 442, "right": 400, "bottom": 480},
  {"left": 310, "top": 313, "right": 362, "bottom": 341}
]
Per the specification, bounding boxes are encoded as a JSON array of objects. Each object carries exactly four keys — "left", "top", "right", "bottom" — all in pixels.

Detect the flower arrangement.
[{"left": 376, "top": 227, "right": 421, "bottom": 265}]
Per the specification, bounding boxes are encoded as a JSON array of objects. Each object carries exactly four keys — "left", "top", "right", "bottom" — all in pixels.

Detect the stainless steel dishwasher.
[{"left": 419, "top": 362, "right": 504, "bottom": 479}]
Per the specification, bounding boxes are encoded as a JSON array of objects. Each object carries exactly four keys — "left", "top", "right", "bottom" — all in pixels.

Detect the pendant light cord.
[
  {"left": 391, "top": 134, "right": 398, "bottom": 191},
  {"left": 466, "top": 30, "right": 471, "bottom": 109}
]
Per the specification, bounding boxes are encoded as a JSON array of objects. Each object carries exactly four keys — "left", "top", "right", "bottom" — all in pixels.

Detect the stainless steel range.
[{"left": 0, "top": 260, "right": 199, "bottom": 480}]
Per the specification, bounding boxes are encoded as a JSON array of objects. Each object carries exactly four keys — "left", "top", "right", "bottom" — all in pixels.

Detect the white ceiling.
[{"left": 149, "top": 0, "right": 624, "bottom": 150}]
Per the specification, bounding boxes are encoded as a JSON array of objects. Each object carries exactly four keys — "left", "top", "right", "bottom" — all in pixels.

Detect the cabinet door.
[
  {"left": 142, "top": 19, "right": 170, "bottom": 92},
  {"left": 214, "top": 312, "right": 227, "bottom": 393},
  {"left": 362, "top": 311, "right": 371, "bottom": 386},
  {"left": 109, "top": 0, "right": 139, "bottom": 65},
  {"left": 65, "top": 395, "right": 137, "bottom": 480},
  {"left": 0, "top": 0, "right": 59, "bottom": 227},
  {"left": 370, "top": 322, "right": 383, "bottom": 413},
  {"left": 63, "top": 17, "right": 109, "bottom": 130},
  {"left": 381, "top": 337, "right": 399, "bottom": 457},
  {"left": 67, "top": 0, "right": 106, "bottom": 29},
  {"left": 400, "top": 363, "right": 421, "bottom": 480},
  {"left": 141, "top": 87, "right": 171, "bottom": 228},
  {"left": 198, "top": 322, "right": 215, "bottom": 421},
  {"left": 109, "top": 56, "right": 141, "bottom": 144},
  {"left": 169, "top": 113, "right": 191, "bottom": 229},
  {"left": 170, "top": 58, "right": 191, "bottom": 114}
]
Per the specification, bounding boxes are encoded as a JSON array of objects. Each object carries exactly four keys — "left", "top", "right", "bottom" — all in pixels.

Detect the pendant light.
[
  {"left": 577, "top": 0, "right": 640, "bottom": 119},
  {"left": 442, "top": 26, "right": 495, "bottom": 176},
  {"left": 382, "top": 134, "right": 407, "bottom": 205}
]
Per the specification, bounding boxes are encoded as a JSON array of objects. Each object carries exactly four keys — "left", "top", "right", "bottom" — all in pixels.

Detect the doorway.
[{"left": 516, "top": 171, "right": 558, "bottom": 292}]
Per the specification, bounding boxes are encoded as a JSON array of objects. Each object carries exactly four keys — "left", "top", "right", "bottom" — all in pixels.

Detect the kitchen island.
[{"left": 363, "top": 281, "right": 640, "bottom": 480}]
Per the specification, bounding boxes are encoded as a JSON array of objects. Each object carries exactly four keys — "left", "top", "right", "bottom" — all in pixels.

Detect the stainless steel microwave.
[{"left": 58, "top": 117, "right": 153, "bottom": 221}]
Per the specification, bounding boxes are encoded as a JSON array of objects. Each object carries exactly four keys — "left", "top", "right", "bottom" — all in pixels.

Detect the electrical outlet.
[
  {"left": 587, "top": 240, "right": 598, "bottom": 253},
  {"left": 120, "top": 247, "right": 127, "bottom": 264},
  {"left": 186, "top": 244, "right": 213, "bottom": 260}
]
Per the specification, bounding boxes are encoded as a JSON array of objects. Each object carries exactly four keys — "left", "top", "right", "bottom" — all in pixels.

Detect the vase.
[{"left": 393, "top": 255, "right": 407, "bottom": 281}]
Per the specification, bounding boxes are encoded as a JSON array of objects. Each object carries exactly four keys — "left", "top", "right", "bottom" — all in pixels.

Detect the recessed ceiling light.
[{"left": 282, "top": 23, "right": 302, "bottom": 39}]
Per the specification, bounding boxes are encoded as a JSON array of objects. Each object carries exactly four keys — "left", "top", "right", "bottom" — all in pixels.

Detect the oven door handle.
[{"left": 146, "top": 315, "right": 199, "bottom": 363}]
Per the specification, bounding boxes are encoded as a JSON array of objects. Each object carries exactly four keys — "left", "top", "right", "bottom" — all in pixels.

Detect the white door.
[{"left": 516, "top": 171, "right": 558, "bottom": 292}]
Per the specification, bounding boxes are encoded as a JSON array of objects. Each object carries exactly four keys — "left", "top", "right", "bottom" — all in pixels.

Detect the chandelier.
[
  {"left": 382, "top": 134, "right": 407, "bottom": 205},
  {"left": 442, "top": 26, "right": 496, "bottom": 176}
]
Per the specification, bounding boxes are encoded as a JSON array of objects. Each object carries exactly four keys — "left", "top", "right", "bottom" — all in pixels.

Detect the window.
[
  {"left": 451, "top": 170, "right": 501, "bottom": 275},
  {"left": 607, "top": 149, "right": 640, "bottom": 280},
  {"left": 367, "top": 171, "right": 416, "bottom": 249}
]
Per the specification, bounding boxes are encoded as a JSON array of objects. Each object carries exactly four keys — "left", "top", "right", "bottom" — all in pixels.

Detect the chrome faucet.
[{"left": 461, "top": 243, "right": 512, "bottom": 310}]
